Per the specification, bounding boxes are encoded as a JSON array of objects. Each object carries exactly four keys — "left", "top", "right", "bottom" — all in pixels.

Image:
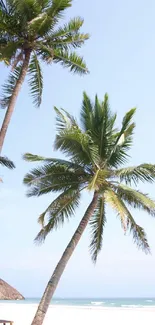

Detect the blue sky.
[{"left": 1, "top": 0, "right": 155, "bottom": 298}]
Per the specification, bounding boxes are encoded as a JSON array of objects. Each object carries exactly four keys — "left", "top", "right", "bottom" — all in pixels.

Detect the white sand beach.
[{"left": 0, "top": 304, "right": 155, "bottom": 325}]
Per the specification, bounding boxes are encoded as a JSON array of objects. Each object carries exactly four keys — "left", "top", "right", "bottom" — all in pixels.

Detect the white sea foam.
[
  {"left": 146, "top": 300, "right": 153, "bottom": 302},
  {"left": 121, "top": 304, "right": 143, "bottom": 308},
  {"left": 91, "top": 301, "right": 104, "bottom": 305}
]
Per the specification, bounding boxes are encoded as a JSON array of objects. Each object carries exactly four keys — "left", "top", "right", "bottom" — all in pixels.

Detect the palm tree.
[
  {"left": 23, "top": 93, "right": 155, "bottom": 325},
  {"left": 0, "top": 0, "right": 89, "bottom": 153}
]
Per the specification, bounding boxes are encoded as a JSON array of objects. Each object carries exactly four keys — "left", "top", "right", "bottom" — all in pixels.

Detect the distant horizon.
[{"left": 24, "top": 296, "right": 155, "bottom": 299}]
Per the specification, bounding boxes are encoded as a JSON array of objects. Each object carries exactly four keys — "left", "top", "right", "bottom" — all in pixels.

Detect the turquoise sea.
[{"left": 1, "top": 298, "right": 155, "bottom": 308}]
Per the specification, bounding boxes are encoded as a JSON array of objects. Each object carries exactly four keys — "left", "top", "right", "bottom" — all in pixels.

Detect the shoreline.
[{"left": 0, "top": 303, "right": 155, "bottom": 325}]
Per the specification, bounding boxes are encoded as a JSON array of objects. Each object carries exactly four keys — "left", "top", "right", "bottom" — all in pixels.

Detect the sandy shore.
[{"left": 0, "top": 304, "right": 155, "bottom": 325}]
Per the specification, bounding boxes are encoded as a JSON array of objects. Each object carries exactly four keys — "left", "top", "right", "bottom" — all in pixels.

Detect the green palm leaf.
[
  {"left": 55, "top": 125, "right": 100, "bottom": 167},
  {"left": 117, "top": 197, "right": 150, "bottom": 253},
  {"left": 89, "top": 197, "right": 106, "bottom": 262},
  {"left": 23, "top": 159, "right": 87, "bottom": 196},
  {"left": 0, "top": 41, "right": 21, "bottom": 64},
  {"left": 104, "top": 189, "right": 127, "bottom": 231},
  {"left": 50, "top": 17, "right": 85, "bottom": 38},
  {"left": 35, "top": 187, "right": 80, "bottom": 243},
  {"left": 47, "top": 0, "right": 72, "bottom": 18},
  {"left": 0, "top": 1, "right": 7, "bottom": 14},
  {"left": 80, "top": 91, "right": 93, "bottom": 131},
  {"left": 114, "top": 183, "right": 155, "bottom": 216},
  {"left": 54, "top": 106, "right": 77, "bottom": 131},
  {"left": 51, "top": 33, "right": 89, "bottom": 50},
  {"left": 0, "top": 64, "right": 22, "bottom": 108},
  {"left": 80, "top": 92, "right": 117, "bottom": 163},
  {"left": 28, "top": 53, "right": 43, "bottom": 107},
  {"left": 0, "top": 155, "right": 15, "bottom": 169},
  {"left": 53, "top": 49, "right": 88, "bottom": 74},
  {"left": 13, "top": 0, "right": 42, "bottom": 20},
  {"left": 23, "top": 152, "right": 86, "bottom": 171},
  {"left": 114, "top": 164, "right": 155, "bottom": 185},
  {"left": 107, "top": 108, "right": 136, "bottom": 167},
  {"left": 23, "top": 153, "right": 50, "bottom": 162}
]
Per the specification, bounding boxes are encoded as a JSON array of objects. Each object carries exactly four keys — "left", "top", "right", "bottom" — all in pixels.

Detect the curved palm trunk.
[
  {"left": 0, "top": 49, "right": 31, "bottom": 153},
  {"left": 31, "top": 192, "right": 98, "bottom": 325}
]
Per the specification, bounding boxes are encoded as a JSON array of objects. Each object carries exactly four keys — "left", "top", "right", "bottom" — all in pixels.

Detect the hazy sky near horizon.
[{"left": 1, "top": 0, "right": 155, "bottom": 298}]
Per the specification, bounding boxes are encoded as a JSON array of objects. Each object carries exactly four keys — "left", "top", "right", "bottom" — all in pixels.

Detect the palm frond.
[
  {"left": 0, "top": 0, "right": 8, "bottom": 14},
  {"left": 128, "top": 218, "right": 150, "bottom": 253},
  {"left": 51, "top": 33, "right": 89, "bottom": 51},
  {"left": 50, "top": 17, "right": 84, "bottom": 38},
  {"left": 54, "top": 106, "right": 77, "bottom": 131},
  {"left": 104, "top": 189, "right": 127, "bottom": 231},
  {"left": 55, "top": 125, "right": 99, "bottom": 166},
  {"left": 23, "top": 152, "right": 88, "bottom": 173},
  {"left": 28, "top": 53, "right": 43, "bottom": 107},
  {"left": 44, "top": 16, "right": 89, "bottom": 51},
  {"left": 114, "top": 164, "right": 155, "bottom": 185},
  {"left": 27, "top": 0, "right": 72, "bottom": 36},
  {"left": 97, "top": 94, "right": 117, "bottom": 160},
  {"left": 47, "top": 0, "right": 72, "bottom": 18},
  {"left": 37, "top": 0, "right": 52, "bottom": 10},
  {"left": 0, "top": 41, "right": 20, "bottom": 64},
  {"left": 13, "top": 0, "right": 42, "bottom": 21},
  {"left": 29, "top": 0, "right": 72, "bottom": 35},
  {"left": 114, "top": 183, "right": 155, "bottom": 216},
  {"left": 107, "top": 108, "right": 136, "bottom": 168},
  {"left": 0, "top": 155, "right": 15, "bottom": 169},
  {"left": 80, "top": 91, "right": 93, "bottom": 131},
  {"left": 23, "top": 153, "right": 48, "bottom": 162},
  {"left": 87, "top": 170, "right": 100, "bottom": 191},
  {"left": 37, "top": 45, "right": 54, "bottom": 63},
  {"left": 53, "top": 49, "right": 88, "bottom": 74},
  {"left": 23, "top": 159, "right": 87, "bottom": 196},
  {"left": 35, "top": 187, "right": 80, "bottom": 243},
  {"left": 116, "top": 197, "right": 150, "bottom": 253},
  {"left": 0, "top": 64, "right": 22, "bottom": 108},
  {"left": 27, "top": 12, "right": 49, "bottom": 34},
  {"left": 89, "top": 197, "right": 106, "bottom": 262},
  {"left": 121, "top": 108, "right": 136, "bottom": 133},
  {"left": 80, "top": 93, "right": 117, "bottom": 163}
]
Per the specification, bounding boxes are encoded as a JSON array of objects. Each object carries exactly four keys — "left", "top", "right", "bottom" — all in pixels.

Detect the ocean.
[{"left": 1, "top": 298, "right": 155, "bottom": 308}]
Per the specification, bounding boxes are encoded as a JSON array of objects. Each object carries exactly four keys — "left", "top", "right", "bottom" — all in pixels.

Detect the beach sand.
[{"left": 0, "top": 303, "right": 155, "bottom": 325}]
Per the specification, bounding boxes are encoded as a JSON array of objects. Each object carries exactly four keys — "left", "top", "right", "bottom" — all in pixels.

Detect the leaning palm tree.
[
  {"left": 0, "top": 0, "right": 89, "bottom": 153},
  {"left": 24, "top": 93, "right": 155, "bottom": 325}
]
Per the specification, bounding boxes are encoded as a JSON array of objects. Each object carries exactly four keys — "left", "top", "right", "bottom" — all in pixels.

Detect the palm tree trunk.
[
  {"left": 31, "top": 192, "right": 98, "bottom": 325},
  {"left": 0, "top": 49, "right": 31, "bottom": 154}
]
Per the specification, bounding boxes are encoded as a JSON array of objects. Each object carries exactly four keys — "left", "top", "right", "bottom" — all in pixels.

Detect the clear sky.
[{"left": 1, "top": 0, "right": 155, "bottom": 298}]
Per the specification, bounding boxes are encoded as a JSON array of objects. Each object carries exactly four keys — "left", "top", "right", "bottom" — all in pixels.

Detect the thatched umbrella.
[{"left": 0, "top": 279, "right": 24, "bottom": 300}]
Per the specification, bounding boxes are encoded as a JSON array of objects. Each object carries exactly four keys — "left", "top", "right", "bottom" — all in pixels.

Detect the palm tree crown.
[
  {"left": 24, "top": 93, "right": 155, "bottom": 262},
  {"left": 0, "top": 0, "right": 89, "bottom": 107}
]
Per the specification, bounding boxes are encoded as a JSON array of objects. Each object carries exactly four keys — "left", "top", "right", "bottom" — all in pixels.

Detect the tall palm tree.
[
  {"left": 23, "top": 93, "right": 155, "bottom": 325},
  {"left": 0, "top": 0, "right": 89, "bottom": 153}
]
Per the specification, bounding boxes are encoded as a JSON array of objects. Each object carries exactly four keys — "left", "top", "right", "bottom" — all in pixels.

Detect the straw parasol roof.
[{"left": 0, "top": 279, "right": 25, "bottom": 300}]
